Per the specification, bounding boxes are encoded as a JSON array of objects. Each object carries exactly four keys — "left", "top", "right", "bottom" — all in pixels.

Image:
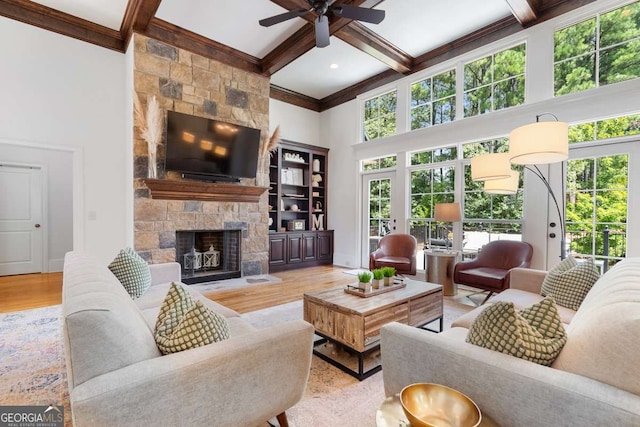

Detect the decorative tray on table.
[{"left": 344, "top": 277, "right": 406, "bottom": 298}]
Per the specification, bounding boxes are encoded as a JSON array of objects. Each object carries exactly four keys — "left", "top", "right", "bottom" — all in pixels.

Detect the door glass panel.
[
  {"left": 566, "top": 154, "right": 628, "bottom": 272},
  {"left": 368, "top": 177, "right": 392, "bottom": 254}
]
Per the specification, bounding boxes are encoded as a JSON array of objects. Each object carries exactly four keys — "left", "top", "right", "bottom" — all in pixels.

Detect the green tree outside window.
[
  {"left": 410, "top": 69, "right": 456, "bottom": 130},
  {"left": 554, "top": 1, "right": 640, "bottom": 96},
  {"left": 364, "top": 91, "right": 397, "bottom": 141},
  {"left": 463, "top": 44, "right": 526, "bottom": 117}
]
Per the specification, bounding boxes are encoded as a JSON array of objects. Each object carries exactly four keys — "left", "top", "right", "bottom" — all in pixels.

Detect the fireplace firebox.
[{"left": 176, "top": 230, "right": 241, "bottom": 284}]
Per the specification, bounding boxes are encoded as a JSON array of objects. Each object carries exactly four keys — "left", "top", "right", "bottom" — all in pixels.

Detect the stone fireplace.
[{"left": 132, "top": 34, "right": 270, "bottom": 278}]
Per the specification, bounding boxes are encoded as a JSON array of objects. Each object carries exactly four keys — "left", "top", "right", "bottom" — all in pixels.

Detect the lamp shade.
[
  {"left": 509, "top": 121, "right": 568, "bottom": 165},
  {"left": 483, "top": 170, "right": 519, "bottom": 194},
  {"left": 471, "top": 152, "right": 512, "bottom": 181},
  {"left": 434, "top": 202, "right": 461, "bottom": 222}
]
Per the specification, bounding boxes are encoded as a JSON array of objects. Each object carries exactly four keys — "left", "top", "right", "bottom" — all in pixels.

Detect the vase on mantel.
[{"left": 148, "top": 148, "right": 157, "bottom": 179}]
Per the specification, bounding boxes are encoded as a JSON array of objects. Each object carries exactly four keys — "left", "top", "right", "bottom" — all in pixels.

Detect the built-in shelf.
[{"left": 144, "top": 179, "right": 268, "bottom": 203}]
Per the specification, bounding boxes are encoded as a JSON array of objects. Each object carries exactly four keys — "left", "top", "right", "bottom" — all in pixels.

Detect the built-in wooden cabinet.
[
  {"left": 268, "top": 231, "right": 334, "bottom": 272},
  {"left": 267, "top": 140, "right": 333, "bottom": 271}
]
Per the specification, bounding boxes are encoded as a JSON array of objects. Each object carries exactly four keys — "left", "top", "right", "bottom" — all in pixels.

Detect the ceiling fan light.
[
  {"left": 484, "top": 170, "right": 520, "bottom": 194},
  {"left": 471, "top": 152, "right": 512, "bottom": 181},
  {"left": 509, "top": 121, "right": 569, "bottom": 165},
  {"left": 315, "top": 15, "right": 330, "bottom": 48}
]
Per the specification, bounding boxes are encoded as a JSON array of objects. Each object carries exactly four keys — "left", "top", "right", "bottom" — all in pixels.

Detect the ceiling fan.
[{"left": 259, "top": 0, "right": 385, "bottom": 48}]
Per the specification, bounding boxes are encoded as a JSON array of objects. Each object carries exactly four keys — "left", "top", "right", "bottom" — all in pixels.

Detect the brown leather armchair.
[
  {"left": 454, "top": 240, "right": 533, "bottom": 304},
  {"left": 369, "top": 234, "right": 417, "bottom": 276}
]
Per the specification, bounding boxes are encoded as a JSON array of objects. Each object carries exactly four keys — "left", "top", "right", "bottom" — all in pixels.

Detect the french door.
[
  {"left": 361, "top": 171, "right": 400, "bottom": 268},
  {"left": 566, "top": 140, "right": 640, "bottom": 270}
]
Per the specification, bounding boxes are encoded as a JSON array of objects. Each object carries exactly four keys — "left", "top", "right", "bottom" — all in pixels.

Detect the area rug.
[
  {"left": 0, "top": 296, "right": 472, "bottom": 427},
  {"left": 244, "top": 297, "right": 473, "bottom": 427},
  {"left": 0, "top": 305, "right": 72, "bottom": 426}
]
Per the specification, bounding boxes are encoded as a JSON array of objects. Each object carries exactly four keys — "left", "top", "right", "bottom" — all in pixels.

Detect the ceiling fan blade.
[
  {"left": 315, "top": 15, "right": 330, "bottom": 48},
  {"left": 259, "top": 8, "right": 308, "bottom": 27},
  {"left": 332, "top": 4, "right": 385, "bottom": 24}
]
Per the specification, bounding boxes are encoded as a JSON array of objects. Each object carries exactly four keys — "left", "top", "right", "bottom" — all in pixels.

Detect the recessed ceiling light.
[{"left": 330, "top": 63, "right": 339, "bottom": 69}]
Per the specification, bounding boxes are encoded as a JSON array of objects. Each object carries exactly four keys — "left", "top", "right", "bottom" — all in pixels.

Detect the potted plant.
[
  {"left": 357, "top": 271, "right": 372, "bottom": 292},
  {"left": 382, "top": 267, "right": 396, "bottom": 286},
  {"left": 372, "top": 269, "right": 384, "bottom": 289}
]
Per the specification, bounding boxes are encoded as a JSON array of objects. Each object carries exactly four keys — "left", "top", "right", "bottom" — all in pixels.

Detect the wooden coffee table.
[{"left": 303, "top": 279, "right": 443, "bottom": 380}]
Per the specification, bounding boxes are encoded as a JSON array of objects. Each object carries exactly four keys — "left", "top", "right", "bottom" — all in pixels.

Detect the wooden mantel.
[{"left": 144, "top": 179, "right": 268, "bottom": 203}]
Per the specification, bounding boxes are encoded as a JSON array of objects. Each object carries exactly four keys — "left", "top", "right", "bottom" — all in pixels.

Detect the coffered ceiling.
[{"left": 0, "top": 0, "right": 597, "bottom": 111}]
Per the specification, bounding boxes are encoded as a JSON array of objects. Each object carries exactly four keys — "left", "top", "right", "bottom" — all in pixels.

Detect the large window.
[
  {"left": 554, "top": 1, "right": 640, "bottom": 96},
  {"left": 363, "top": 91, "right": 397, "bottom": 141},
  {"left": 362, "top": 155, "right": 397, "bottom": 171},
  {"left": 410, "top": 69, "right": 456, "bottom": 130},
  {"left": 461, "top": 139, "right": 524, "bottom": 255},
  {"left": 569, "top": 113, "right": 640, "bottom": 143},
  {"left": 566, "top": 154, "right": 628, "bottom": 270},
  {"left": 463, "top": 44, "right": 526, "bottom": 117},
  {"left": 408, "top": 148, "right": 456, "bottom": 258}
]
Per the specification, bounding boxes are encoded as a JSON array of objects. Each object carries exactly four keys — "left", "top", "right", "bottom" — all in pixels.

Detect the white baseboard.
[{"left": 48, "top": 258, "right": 64, "bottom": 272}]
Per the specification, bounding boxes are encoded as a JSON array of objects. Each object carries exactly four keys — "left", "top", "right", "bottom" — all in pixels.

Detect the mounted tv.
[{"left": 165, "top": 111, "right": 261, "bottom": 181}]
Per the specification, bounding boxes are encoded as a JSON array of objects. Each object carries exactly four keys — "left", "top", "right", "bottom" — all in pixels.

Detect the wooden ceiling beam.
[
  {"left": 270, "top": 85, "right": 321, "bottom": 111},
  {"left": 412, "top": 16, "right": 521, "bottom": 74},
  {"left": 144, "top": 18, "right": 262, "bottom": 74},
  {"left": 319, "top": 69, "right": 401, "bottom": 111},
  {"left": 0, "top": 0, "right": 124, "bottom": 52},
  {"left": 504, "top": 0, "right": 539, "bottom": 26},
  {"left": 335, "top": 22, "right": 412, "bottom": 74},
  {"left": 132, "top": 0, "right": 163, "bottom": 32},
  {"left": 121, "top": 0, "right": 163, "bottom": 49},
  {"left": 261, "top": 24, "right": 318, "bottom": 76}
]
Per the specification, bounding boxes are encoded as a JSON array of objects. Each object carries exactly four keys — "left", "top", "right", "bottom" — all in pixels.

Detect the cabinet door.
[
  {"left": 318, "top": 231, "right": 333, "bottom": 260},
  {"left": 287, "top": 233, "right": 303, "bottom": 263},
  {"left": 302, "top": 233, "right": 317, "bottom": 261},
  {"left": 269, "top": 234, "right": 287, "bottom": 266}
]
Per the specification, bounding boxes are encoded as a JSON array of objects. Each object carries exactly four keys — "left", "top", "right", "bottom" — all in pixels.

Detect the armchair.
[
  {"left": 453, "top": 240, "right": 533, "bottom": 304},
  {"left": 369, "top": 234, "right": 417, "bottom": 276}
]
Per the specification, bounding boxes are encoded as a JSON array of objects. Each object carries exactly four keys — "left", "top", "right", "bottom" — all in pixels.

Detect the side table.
[{"left": 424, "top": 250, "right": 459, "bottom": 296}]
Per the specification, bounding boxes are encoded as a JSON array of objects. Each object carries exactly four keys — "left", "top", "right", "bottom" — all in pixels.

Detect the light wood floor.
[
  {"left": 0, "top": 272, "right": 63, "bottom": 313},
  {"left": 0, "top": 266, "right": 357, "bottom": 314}
]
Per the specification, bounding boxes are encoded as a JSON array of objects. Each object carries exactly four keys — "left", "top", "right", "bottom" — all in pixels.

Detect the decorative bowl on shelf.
[{"left": 400, "top": 383, "right": 481, "bottom": 427}]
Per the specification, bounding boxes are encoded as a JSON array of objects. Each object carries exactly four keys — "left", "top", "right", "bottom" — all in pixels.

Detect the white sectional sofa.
[
  {"left": 381, "top": 257, "right": 640, "bottom": 426},
  {"left": 62, "top": 251, "right": 314, "bottom": 427}
]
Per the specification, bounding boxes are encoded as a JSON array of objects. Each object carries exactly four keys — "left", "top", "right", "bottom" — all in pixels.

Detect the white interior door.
[
  {"left": 0, "top": 165, "right": 43, "bottom": 275},
  {"left": 361, "top": 171, "right": 399, "bottom": 267}
]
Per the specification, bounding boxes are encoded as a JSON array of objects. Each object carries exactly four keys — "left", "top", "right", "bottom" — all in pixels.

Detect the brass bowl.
[{"left": 400, "top": 383, "right": 481, "bottom": 427}]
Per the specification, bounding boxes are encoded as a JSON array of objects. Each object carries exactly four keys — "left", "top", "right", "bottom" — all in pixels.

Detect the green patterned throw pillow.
[
  {"left": 154, "top": 282, "right": 230, "bottom": 355},
  {"left": 108, "top": 247, "right": 152, "bottom": 299},
  {"left": 466, "top": 298, "right": 567, "bottom": 366},
  {"left": 541, "top": 257, "right": 600, "bottom": 311}
]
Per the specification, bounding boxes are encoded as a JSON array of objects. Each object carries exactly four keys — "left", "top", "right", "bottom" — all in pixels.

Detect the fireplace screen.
[{"left": 175, "top": 230, "right": 241, "bottom": 283}]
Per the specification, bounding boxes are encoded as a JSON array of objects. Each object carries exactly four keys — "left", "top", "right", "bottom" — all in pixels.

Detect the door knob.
[{"left": 35, "top": 224, "right": 41, "bottom": 228}]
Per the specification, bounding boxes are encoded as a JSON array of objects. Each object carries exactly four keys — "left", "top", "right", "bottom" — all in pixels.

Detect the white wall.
[
  {"left": 322, "top": 0, "right": 640, "bottom": 270},
  {"left": 321, "top": 100, "right": 361, "bottom": 267},
  {"left": 0, "top": 17, "right": 128, "bottom": 263},
  {"left": 0, "top": 145, "right": 73, "bottom": 271},
  {"left": 269, "top": 99, "right": 323, "bottom": 147}
]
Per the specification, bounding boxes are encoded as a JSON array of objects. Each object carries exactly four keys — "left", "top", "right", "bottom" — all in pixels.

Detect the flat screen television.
[{"left": 165, "top": 111, "right": 261, "bottom": 181}]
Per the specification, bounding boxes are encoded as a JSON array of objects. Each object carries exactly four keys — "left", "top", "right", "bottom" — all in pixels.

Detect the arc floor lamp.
[{"left": 470, "top": 113, "right": 569, "bottom": 260}]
